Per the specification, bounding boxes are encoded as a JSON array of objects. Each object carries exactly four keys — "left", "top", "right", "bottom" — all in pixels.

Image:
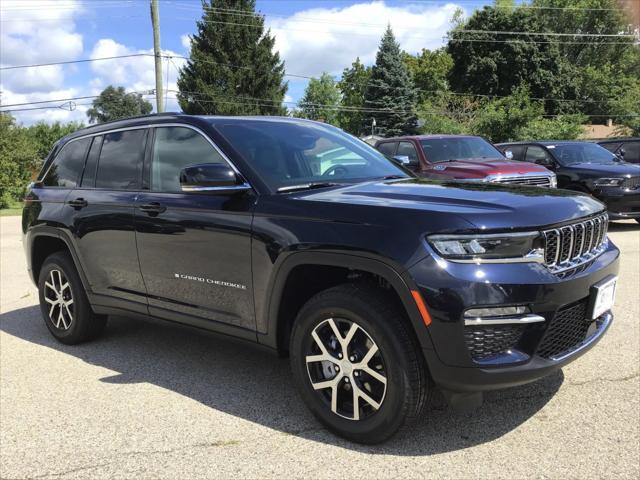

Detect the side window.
[
  {"left": 525, "top": 145, "right": 552, "bottom": 164},
  {"left": 42, "top": 138, "right": 91, "bottom": 188},
  {"left": 151, "top": 126, "right": 226, "bottom": 193},
  {"left": 377, "top": 142, "right": 397, "bottom": 158},
  {"left": 80, "top": 136, "right": 102, "bottom": 188},
  {"left": 396, "top": 141, "right": 419, "bottom": 162},
  {"left": 600, "top": 143, "right": 620, "bottom": 153},
  {"left": 506, "top": 145, "right": 525, "bottom": 161},
  {"left": 96, "top": 129, "right": 147, "bottom": 190},
  {"left": 622, "top": 142, "right": 639, "bottom": 163}
]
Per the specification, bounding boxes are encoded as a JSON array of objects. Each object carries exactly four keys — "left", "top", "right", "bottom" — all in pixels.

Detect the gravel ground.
[{"left": 1, "top": 215, "right": 639, "bottom": 479}]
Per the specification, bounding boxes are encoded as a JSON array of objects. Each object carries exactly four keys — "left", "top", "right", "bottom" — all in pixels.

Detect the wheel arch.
[
  {"left": 28, "top": 228, "right": 91, "bottom": 293},
  {"left": 258, "top": 251, "right": 432, "bottom": 355}
]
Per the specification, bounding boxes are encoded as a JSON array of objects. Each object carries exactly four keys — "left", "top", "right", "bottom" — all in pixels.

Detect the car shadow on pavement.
[{"left": 0, "top": 305, "right": 564, "bottom": 455}]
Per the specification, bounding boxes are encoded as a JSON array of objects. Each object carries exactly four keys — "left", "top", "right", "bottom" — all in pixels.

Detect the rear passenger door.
[
  {"left": 67, "top": 128, "right": 149, "bottom": 314},
  {"left": 134, "top": 125, "right": 256, "bottom": 335}
]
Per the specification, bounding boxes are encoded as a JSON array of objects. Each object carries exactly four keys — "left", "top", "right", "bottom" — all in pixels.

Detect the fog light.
[{"left": 464, "top": 305, "right": 529, "bottom": 318}]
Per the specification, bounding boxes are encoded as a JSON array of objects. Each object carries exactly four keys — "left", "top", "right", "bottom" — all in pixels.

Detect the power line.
[{"left": 0, "top": 54, "right": 151, "bottom": 71}]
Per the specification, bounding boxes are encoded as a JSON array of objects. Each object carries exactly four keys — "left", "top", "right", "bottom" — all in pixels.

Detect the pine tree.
[
  {"left": 296, "top": 73, "right": 341, "bottom": 125},
  {"left": 177, "top": 0, "right": 287, "bottom": 115},
  {"left": 338, "top": 58, "right": 371, "bottom": 135},
  {"left": 362, "top": 26, "right": 418, "bottom": 136}
]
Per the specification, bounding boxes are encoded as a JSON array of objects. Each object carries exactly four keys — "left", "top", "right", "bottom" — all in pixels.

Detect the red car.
[{"left": 375, "top": 135, "right": 557, "bottom": 187}]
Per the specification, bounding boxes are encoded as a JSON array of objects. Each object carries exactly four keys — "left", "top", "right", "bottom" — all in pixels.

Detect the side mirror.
[
  {"left": 179, "top": 163, "right": 250, "bottom": 194},
  {"left": 535, "top": 157, "right": 554, "bottom": 168},
  {"left": 504, "top": 150, "right": 514, "bottom": 160},
  {"left": 618, "top": 148, "right": 625, "bottom": 158},
  {"left": 392, "top": 155, "right": 419, "bottom": 169}
]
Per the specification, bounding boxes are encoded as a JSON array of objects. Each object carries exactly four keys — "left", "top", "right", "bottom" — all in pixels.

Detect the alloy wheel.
[
  {"left": 305, "top": 318, "right": 387, "bottom": 421},
  {"left": 43, "top": 269, "right": 74, "bottom": 330}
]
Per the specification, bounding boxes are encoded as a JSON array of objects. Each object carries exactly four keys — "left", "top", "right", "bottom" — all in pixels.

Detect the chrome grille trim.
[{"left": 542, "top": 213, "right": 608, "bottom": 273}]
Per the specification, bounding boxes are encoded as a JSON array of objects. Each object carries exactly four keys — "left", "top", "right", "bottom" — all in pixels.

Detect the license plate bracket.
[{"left": 587, "top": 275, "right": 617, "bottom": 320}]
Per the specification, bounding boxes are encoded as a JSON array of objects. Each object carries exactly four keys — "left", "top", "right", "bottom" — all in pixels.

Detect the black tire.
[
  {"left": 38, "top": 251, "right": 107, "bottom": 344},
  {"left": 290, "top": 283, "right": 429, "bottom": 444}
]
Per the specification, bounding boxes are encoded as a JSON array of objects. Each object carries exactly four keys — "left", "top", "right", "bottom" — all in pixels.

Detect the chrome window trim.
[
  {"left": 39, "top": 122, "right": 252, "bottom": 192},
  {"left": 464, "top": 314, "right": 545, "bottom": 326}
]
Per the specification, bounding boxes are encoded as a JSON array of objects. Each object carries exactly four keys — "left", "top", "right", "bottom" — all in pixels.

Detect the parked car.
[
  {"left": 375, "top": 134, "right": 557, "bottom": 187},
  {"left": 597, "top": 138, "right": 640, "bottom": 164},
  {"left": 24, "top": 115, "right": 619, "bottom": 443},
  {"left": 497, "top": 141, "right": 640, "bottom": 223}
]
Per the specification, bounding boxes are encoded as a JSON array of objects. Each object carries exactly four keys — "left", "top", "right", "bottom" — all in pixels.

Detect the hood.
[
  {"left": 562, "top": 161, "right": 640, "bottom": 177},
  {"left": 433, "top": 158, "right": 551, "bottom": 179},
  {"left": 295, "top": 178, "right": 604, "bottom": 230}
]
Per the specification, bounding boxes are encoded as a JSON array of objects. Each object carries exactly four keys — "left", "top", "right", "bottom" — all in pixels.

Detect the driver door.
[{"left": 134, "top": 125, "right": 256, "bottom": 333}]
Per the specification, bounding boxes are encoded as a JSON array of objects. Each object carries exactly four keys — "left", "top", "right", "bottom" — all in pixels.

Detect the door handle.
[
  {"left": 139, "top": 202, "right": 167, "bottom": 214},
  {"left": 68, "top": 198, "right": 88, "bottom": 209}
]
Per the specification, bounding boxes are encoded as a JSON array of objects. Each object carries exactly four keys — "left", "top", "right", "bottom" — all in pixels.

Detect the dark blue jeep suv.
[{"left": 23, "top": 115, "right": 619, "bottom": 443}]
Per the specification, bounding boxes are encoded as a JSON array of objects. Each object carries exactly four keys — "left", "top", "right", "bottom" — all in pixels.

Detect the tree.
[
  {"left": 337, "top": 58, "right": 371, "bottom": 135},
  {"left": 471, "top": 85, "right": 543, "bottom": 142},
  {"left": 518, "top": 114, "right": 586, "bottom": 140},
  {"left": 447, "top": 6, "right": 572, "bottom": 115},
  {"left": 362, "top": 26, "right": 418, "bottom": 136},
  {"left": 28, "top": 121, "right": 84, "bottom": 161},
  {"left": 86, "top": 86, "right": 152, "bottom": 124},
  {"left": 402, "top": 48, "right": 453, "bottom": 104},
  {"left": 0, "top": 113, "right": 37, "bottom": 208},
  {"left": 177, "top": 0, "right": 287, "bottom": 115},
  {"left": 296, "top": 73, "right": 341, "bottom": 125}
]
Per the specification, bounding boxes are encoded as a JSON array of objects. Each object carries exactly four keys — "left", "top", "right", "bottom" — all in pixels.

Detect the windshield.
[
  {"left": 550, "top": 143, "right": 619, "bottom": 166},
  {"left": 214, "top": 120, "right": 408, "bottom": 191},
  {"left": 419, "top": 137, "right": 504, "bottom": 163}
]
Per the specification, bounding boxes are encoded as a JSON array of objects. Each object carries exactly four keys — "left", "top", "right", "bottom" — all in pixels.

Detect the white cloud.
[
  {"left": 0, "top": 0, "right": 83, "bottom": 93},
  {"left": 88, "top": 39, "right": 187, "bottom": 112},
  {"left": 180, "top": 34, "right": 192, "bottom": 52},
  {"left": 268, "top": 1, "right": 462, "bottom": 78},
  {"left": 0, "top": 88, "right": 88, "bottom": 126}
]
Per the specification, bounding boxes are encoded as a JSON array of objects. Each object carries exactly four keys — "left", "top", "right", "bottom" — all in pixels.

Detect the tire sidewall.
[
  {"left": 38, "top": 254, "right": 87, "bottom": 342},
  {"left": 290, "top": 294, "right": 414, "bottom": 442}
]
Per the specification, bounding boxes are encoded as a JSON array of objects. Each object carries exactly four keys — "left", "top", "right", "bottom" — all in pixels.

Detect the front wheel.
[{"left": 290, "top": 284, "right": 429, "bottom": 443}]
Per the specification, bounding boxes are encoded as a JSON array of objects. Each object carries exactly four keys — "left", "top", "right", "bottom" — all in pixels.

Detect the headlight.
[
  {"left": 549, "top": 174, "right": 557, "bottom": 188},
  {"left": 427, "top": 232, "right": 544, "bottom": 262},
  {"left": 593, "top": 177, "right": 623, "bottom": 187}
]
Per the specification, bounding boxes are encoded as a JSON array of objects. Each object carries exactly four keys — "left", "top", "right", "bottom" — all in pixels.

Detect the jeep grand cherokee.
[{"left": 23, "top": 114, "right": 619, "bottom": 443}]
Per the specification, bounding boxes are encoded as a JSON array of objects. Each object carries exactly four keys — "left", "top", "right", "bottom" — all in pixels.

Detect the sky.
[{"left": 0, "top": 0, "right": 493, "bottom": 125}]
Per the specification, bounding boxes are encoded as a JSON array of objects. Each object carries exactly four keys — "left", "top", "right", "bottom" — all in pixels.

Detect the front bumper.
[
  {"left": 406, "top": 241, "right": 619, "bottom": 393},
  {"left": 593, "top": 188, "right": 640, "bottom": 219}
]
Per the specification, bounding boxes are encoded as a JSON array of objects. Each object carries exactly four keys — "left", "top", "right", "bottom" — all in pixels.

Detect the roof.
[
  {"left": 596, "top": 137, "right": 640, "bottom": 144},
  {"left": 61, "top": 114, "right": 324, "bottom": 142},
  {"left": 496, "top": 140, "right": 591, "bottom": 146},
  {"left": 377, "top": 134, "right": 480, "bottom": 142}
]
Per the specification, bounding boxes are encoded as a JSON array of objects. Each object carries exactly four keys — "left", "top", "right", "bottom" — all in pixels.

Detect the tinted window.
[
  {"left": 81, "top": 136, "right": 102, "bottom": 188},
  {"left": 505, "top": 145, "right": 525, "bottom": 161},
  {"left": 550, "top": 143, "right": 618, "bottom": 166},
  {"left": 525, "top": 145, "right": 553, "bottom": 163},
  {"left": 215, "top": 121, "right": 407, "bottom": 191},
  {"left": 599, "top": 142, "right": 621, "bottom": 153},
  {"left": 377, "top": 142, "right": 397, "bottom": 157},
  {"left": 43, "top": 138, "right": 91, "bottom": 188},
  {"left": 96, "top": 129, "right": 147, "bottom": 190},
  {"left": 396, "top": 141, "right": 419, "bottom": 162},
  {"left": 621, "top": 142, "right": 639, "bottom": 163},
  {"left": 420, "top": 137, "right": 503, "bottom": 163},
  {"left": 152, "top": 127, "right": 226, "bottom": 192}
]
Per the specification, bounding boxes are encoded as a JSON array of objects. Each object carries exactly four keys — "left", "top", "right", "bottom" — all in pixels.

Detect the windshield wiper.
[
  {"left": 380, "top": 175, "right": 407, "bottom": 180},
  {"left": 277, "top": 182, "right": 341, "bottom": 193}
]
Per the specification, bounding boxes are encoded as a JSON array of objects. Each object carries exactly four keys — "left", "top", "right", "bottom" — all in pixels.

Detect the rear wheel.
[
  {"left": 38, "top": 252, "right": 107, "bottom": 344},
  {"left": 290, "top": 283, "right": 429, "bottom": 443}
]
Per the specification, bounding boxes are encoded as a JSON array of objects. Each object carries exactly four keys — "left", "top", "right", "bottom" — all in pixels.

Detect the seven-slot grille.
[
  {"left": 493, "top": 175, "right": 554, "bottom": 187},
  {"left": 621, "top": 176, "right": 640, "bottom": 190},
  {"left": 543, "top": 213, "right": 608, "bottom": 271}
]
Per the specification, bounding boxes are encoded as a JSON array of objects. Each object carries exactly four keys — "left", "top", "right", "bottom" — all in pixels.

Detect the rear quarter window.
[{"left": 42, "top": 138, "right": 91, "bottom": 188}]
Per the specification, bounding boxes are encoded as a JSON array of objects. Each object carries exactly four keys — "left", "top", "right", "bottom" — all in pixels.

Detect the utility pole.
[{"left": 150, "top": 0, "right": 164, "bottom": 113}]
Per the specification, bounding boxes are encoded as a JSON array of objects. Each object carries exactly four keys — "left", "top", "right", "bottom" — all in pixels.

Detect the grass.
[{"left": 0, "top": 200, "right": 22, "bottom": 217}]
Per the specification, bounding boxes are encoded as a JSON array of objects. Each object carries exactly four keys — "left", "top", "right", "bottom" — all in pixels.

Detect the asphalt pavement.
[{"left": 1, "top": 214, "right": 638, "bottom": 479}]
